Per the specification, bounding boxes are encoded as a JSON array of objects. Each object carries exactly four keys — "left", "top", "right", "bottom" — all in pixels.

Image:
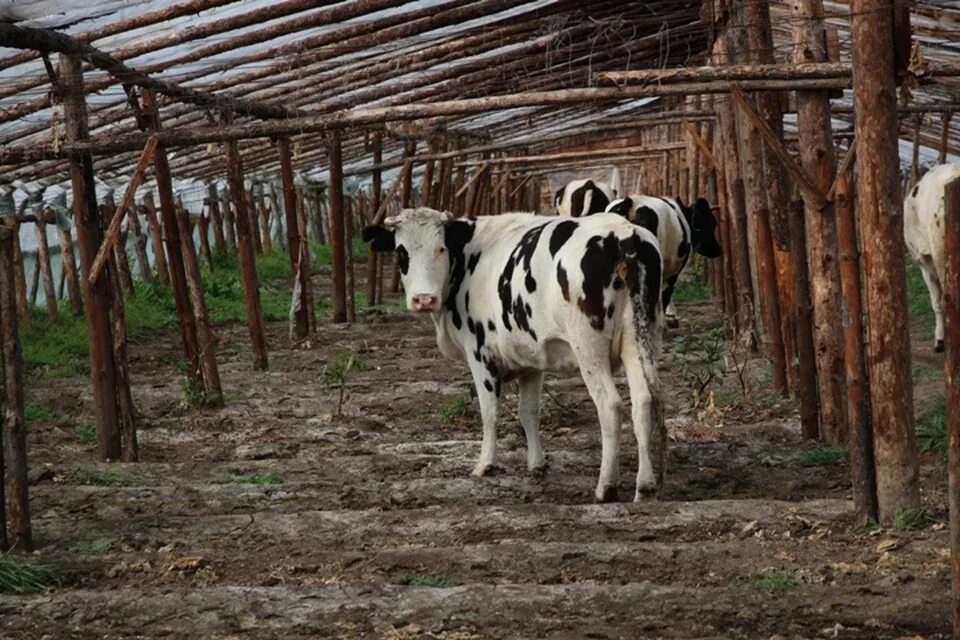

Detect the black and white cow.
[
  {"left": 604, "top": 195, "right": 721, "bottom": 327},
  {"left": 904, "top": 162, "right": 960, "bottom": 352},
  {"left": 554, "top": 179, "right": 615, "bottom": 217},
  {"left": 364, "top": 208, "right": 664, "bottom": 502}
]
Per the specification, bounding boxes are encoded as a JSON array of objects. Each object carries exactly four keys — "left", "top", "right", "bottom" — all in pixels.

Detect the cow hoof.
[
  {"left": 666, "top": 316, "right": 679, "bottom": 329},
  {"left": 595, "top": 485, "right": 619, "bottom": 503},
  {"left": 471, "top": 463, "right": 501, "bottom": 477},
  {"left": 935, "top": 340, "right": 945, "bottom": 353},
  {"left": 529, "top": 461, "right": 549, "bottom": 480},
  {"left": 633, "top": 484, "right": 659, "bottom": 501}
]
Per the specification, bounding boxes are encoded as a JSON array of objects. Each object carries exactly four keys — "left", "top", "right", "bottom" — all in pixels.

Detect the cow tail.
[{"left": 619, "top": 233, "right": 663, "bottom": 386}]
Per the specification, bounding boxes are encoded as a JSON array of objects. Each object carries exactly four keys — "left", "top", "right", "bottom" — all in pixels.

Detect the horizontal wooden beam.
[{"left": 456, "top": 143, "right": 685, "bottom": 167}]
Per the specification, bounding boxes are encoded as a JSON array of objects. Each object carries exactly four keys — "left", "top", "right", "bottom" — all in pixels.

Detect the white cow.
[
  {"left": 364, "top": 208, "right": 664, "bottom": 502},
  {"left": 904, "top": 162, "right": 960, "bottom": 352},
  {"left": 554, "top": 179, "right": 615, "bottom": 218}
]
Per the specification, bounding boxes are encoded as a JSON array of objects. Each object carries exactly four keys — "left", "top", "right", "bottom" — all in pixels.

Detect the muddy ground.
[{"left": 0, "top": 266, "right": 952, "bottom": 640}]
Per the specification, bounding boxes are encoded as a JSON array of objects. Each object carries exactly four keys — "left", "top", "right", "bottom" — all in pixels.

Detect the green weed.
[
  {"left": 396, "top": 573, "right": 455, "bottom": 588},
  {"left": 24, "top": 402, "right": 57, "bottom": 421},
  {"left": 798, "top": 444, "right": 848, "bottom": 467},
  {"left": 72, "top": 466, "right": 143, "bottom": 487},
  {"left": 70, "top": 538, "right": 111, "bottom": 554},
  {"left": 743, "top": 568, "right": 799, "bottom": 594},
  {"left": 75, "top": 421, "right": 97, "bottom": 447},
  {"left": 916, "top": 396, "right": 947, "bottom": 456},
  {"left": 0, "top": 555, "right": 58, "bottom": 593},
  {"left": 322, "top": 351, "right": 366, "bottom": 414},
  {"left": 670, "top": 326, "right": 726, "bottom": 407},
  {"left": 894, "top": 506, "right": 941, "bottom": 532},
  {"left": 906, "top": 261, "right": 935, "bottom": 335},
  {"left": 179, "top": 376, "right": 210, "bottom": 410},
  {"left": 227, "top": 472, "right": 283, "bottom": 485},
  {"left": 439, "top": 393, "right": 472, "bottom": 425}
]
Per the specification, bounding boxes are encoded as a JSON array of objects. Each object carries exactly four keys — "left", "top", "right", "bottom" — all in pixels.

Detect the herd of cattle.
[{"left": 363, "top": 164, "right": 957, "bottom": 502}]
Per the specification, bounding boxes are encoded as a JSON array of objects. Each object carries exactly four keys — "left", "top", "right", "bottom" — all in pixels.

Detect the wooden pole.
[
  {"left": 141, "top": 193, "right": 168, "bottom": 286},
  {"left": 224, "top": 135, "right": 268, "bottom": 370},
  {"left": 220, "top": 186, "right": 237, "bottom": 251},
  {"left": 793, "top": 0, "right": 846, "bottom": 444},
  {"left": 941, "top": 112, "right": 954, "bottom": 165},
  {"left": 345, "top": 197, "right": 356, "bottom": 322},
  {"left": 101, "top": 201, "right": 135, "bottom": 296},
  {"left": 366, "top": 133, "right": 382, "bottom": 307},
  {"left": 105, "top": 252, "right": 137, "bottom": 462},
  {"left": 206, "top": 183, "right": 227, "bottom": 258},
  {"left": 278, "top": 137, "right": 312, "bottom": 339},
  {"left": 140, "top": 89, "right": 202, "bottom": 382},
  {"left": 197, "top": 211, "right": 214, "bottom": 270},
  {"left": 850, "top": 0, "right": 919, "bottom": 524},
  {"left": 392, "top": 139, "right": 417, "bottom": 293},
  {"left": 328, "top": 132, "right": 348, "bottom": 323},
  {"left": 944, "top": 176, "right": 960, "bottom": 638},
  {"left": 53, "top": 211, "right": 83, "bottom": 315},
  {"left": 788, "top": 195, "right": 820, "bottom": 440},
  {"left": 60, "top": 53, "right": 122, "bottom": 461},
  {"left": 33, "top": 218, "right": 58, "bottom": 321}
]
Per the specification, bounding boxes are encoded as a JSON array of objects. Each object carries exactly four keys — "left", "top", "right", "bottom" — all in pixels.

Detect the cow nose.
[{"left": 412, "top": 294, "right": 438, "bottom": 312}]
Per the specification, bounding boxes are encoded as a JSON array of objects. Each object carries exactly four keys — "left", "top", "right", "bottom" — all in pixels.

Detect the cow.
[
  {"left": 599, "top": 195, "right": 722, "bottom": 327},
  {"left": 903, "top": 161, "right": 960, "bottom": 352},
  {"left": 363, "top": 207, "right": 664, "bottom": 502},
  {"left": 554, "top": 179, "right": 615, "bottom": 218}
]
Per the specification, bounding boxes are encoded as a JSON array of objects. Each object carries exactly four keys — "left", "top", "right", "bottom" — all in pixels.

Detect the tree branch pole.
[
  {"left": 328, "top": 132, "right": 348, "bottom": 323},
  {"left": 945, "top": 176, "right": 960, "bottom": 638},
  {"left": 278, "top": 137, "right": 312, "bottom": 340}
]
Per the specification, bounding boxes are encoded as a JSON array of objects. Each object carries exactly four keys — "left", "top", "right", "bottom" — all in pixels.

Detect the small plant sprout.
[
  {"left": 0, "top": 555, "right": 59, "bottom": 593},
  {"left": 322, "top": 350, "right": 366, "bottom": 415}
]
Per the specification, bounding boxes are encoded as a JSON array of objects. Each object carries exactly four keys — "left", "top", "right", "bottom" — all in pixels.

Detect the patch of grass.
[
  {"left": 72, "top": 466, "right": 143, "bottom": 487},
  {"left": 227, "top": 472, "right": 283, "bottom": 485},
  {"left": 906, "top": 261, "right": 935, "bottom": 335},
  {"left": 312, "top": 237, "right": 369, "bottom": 269},
  {"left": 743, "top": 568, "right": 800, "bottom": 594},
  {"left": 439, "top": 392, "right": 472, "bottom": 425},
  {"left": 322, "top": 350, "right": 366, "bottom": 414},
  {"left": 798, "top": 444, "right": 848, "bottom": 467},
  {"left": 672, "top": 276, "right": 712, "bottom": 303},
  {"left": 670, "top": 326, "right": 726, "bottom": 408},
  {"left": 894, "top": 506, "right": 941, "bottom": 532},
  {"left": 75, "top": 421, "right": 97, "bottom": 447},
  {"left": 916, "top": 395, "right": 947, "bottom": 456},
  {"left": 70, "top": 538, "right": 111, "bottom": 554},
  {"left": 0, "top": 555, "right": 58, "bottom": 593},
  {"left": 24, "top": 402, "right": 57, "bottom": 421},
  {"left": 396, "top": 573, "right": 455, "bottom": 588},
  {"left": 179, "top": 376, "right": 211, "bottom": 410}
]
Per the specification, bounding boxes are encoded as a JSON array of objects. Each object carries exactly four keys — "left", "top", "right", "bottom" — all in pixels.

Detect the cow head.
[
  {"left": 688, "top": 198, "right": 722, "bottom": 258},
  {"left": 362, "top": 208, "right": 474, "bottom": 313}
]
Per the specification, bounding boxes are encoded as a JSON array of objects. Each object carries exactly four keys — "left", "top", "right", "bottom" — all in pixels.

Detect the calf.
[
  {"left": 364, "top": 208, "right": 664, "bottom": 502},
  {"left": 554, "top": 179, "right": 615, "bottom": 217},
  {"left": 904, "top": 162, "right": 960, "bottom": 352},
  {"left": 603, "top": 195, "right": 721, "bottom": 327}
]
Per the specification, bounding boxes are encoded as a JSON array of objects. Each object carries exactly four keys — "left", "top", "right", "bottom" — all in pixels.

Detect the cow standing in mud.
[{"left": 364, "top": 208, "right": 664, "bottom": 502}]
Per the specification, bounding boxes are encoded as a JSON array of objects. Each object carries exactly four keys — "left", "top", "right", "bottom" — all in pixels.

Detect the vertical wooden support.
[
  {"left": 941, "top": 112, "right": 954, "bottom": 165},
  {"left": 345, "top": 198, "right": 356, "bottom": 322},
  {"left": 420, "top": 138, "right": 437, "bottom": 208},
  {"left": 141, "top": 193, "right": 169, "bottom": 286},
  {"left": 788, "top": 195, "right": 821, "bottom": 440},
  {"left": 224, "top": 136, "right": 268, "bottom": 370},
  {"left": 366, "top": 133, "right": 382, "bottom": 307},
  {"left": 278, "top": 137, "right": 312, "bottom": 339},
  {"left": 256, "top": 188, "right": 272, "bottom": 254},
  {"left": 28, "top": 257, "right": 39, "bottom": 306},
  {"left": 176, "top": 203, "right": 223, "bottom": 406},
  {"left": 12, "top": 230, "right": 27, "bottom": 322},
  {"left": 0, "top": 218, "right": 31, "bottom": 551},
  {"left": 207, "top": 183, "right": 227, "bottom": 258},
  {"left": 392, "top": 139, "right": 417, "bottom": 293},
  {"left": 850, "top": 0, "right": 919, "bottom": 523},
  {"left": 112, "top": 210, "right": 136, "bottom": 295},
  {"left": 106, "top": 254, "right": 137, "bottom": 462},
  {"left": 33, "top": 218, "right": 58, "bottom": 321},
  {"left": 54, "top": 212, "right": 83, "bottom": 315},
  {"left": 220, "top": 187, "right": 236, "bottom": 251},
  {"left": 140, "top": 89, "right": 202, "bottom": 381},
  {"left": 125, "top": 197, "right": 153, "bottom": 285},
  {"left": 836, "top": 172, "right": 878, "bottom": 523},
  {"left": 911, "top": 115, "right": 922, "bottom": 186},
  {"left": 197, "top": 211, "right": 214, "bottom": 270},
  {"left": 327, "top": 132, "right": 348, "bottom": 323},
  {"left": 61, "top": 53, "right": 122, "bottom": 462},
  {"left": 944, "top": 177, "right": 960, "bottom": 638},
  {"left": 793, "top": 0, "right": 847, "bottom": 444}
]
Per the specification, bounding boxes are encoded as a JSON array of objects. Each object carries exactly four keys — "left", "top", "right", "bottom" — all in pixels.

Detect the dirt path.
[{"left": 1, "top": 278, "right": 952, "bottom": 639}]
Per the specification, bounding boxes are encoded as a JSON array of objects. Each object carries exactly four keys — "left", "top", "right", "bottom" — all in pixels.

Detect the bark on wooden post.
[
  {"left": 140, "top": 89, "right": 202, "bottom": 381},
  {"left": 836, "top": 172, "right": 878, "bottom": 524},
  {"left": 197, "top": 211, "right": 214, "bottom": 270},
  {"left": 0, "top": 218, "right": 31, "bottom": 551},
  {"left": 944, "top": 176, "right": 960, "bottom": 637},
  {"left": 793, "top": 0, "right": 847, "bottom": 445},
  {"left": 33, "top": 218, "right": 58, "bottom": 321},
  {"left": 366, "top": 133, "right": 382, "bottom": 307},
  {"left": 60, "top": 53, "right": 122, "bottom": 461},
  {"left": 206, "top": 182, "right": 227, "bottom": 258},
  {"left": 345, "top": 197, "right": 356, "bottom": 322},
  {"left": 392, "top": 139, "right": 417, "bottom": 293},
  {"left": 327, "top": 132, "right": 348, "bottom": 323},
  {"left": 107, "top": 201, "right": 136, "bottom": 296},
  {"left": 220, "top": 186, "right": 236, "bottom": 251},
  {"left": 141, "top": 192, "right": 169, "bottom": 286},
  {"left": 106, "top": 255, "right": 137, "bottom": 462},
  {"left": 125, "top": 196, "right": 153, "bottom": 285},
  {"left": 850, "top": 0, "right": 919, "bottom": 523},
  {"left": 278, "top": 137, "right": 312, "bottom": 339},
  {"left": 246, "top": 189, "right": 263, "bottom": 256},
  {"left": 53, "top": 209, "right": 83, "bottom": 315},
  {"left": 789, "top": 196, "right": 820, "bottom": 440},
  {"left": 941, "top": 112, "right": 954, "bottom": 164},
  {"left": 224, "top": 136, "right": 268, "bottom": 370},
  {"left": 12, "top": 231, "right": 27, "bottom": 323}
]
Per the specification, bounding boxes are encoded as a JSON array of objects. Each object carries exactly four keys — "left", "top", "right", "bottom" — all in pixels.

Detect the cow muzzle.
[{"left": 411, "top": 294, "right": 439, "bottom": 312}]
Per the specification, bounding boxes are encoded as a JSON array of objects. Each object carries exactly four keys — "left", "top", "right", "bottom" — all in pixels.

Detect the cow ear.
[
  {"left": 694, "top": 198, "right": 714, "bottom": 224},
  {"left": 443, "top": 219, "right": 475, "bottom": 255},
  {"left": 607, "top": 197, "right": 632, "bottom": 217},
  {"left": 362, "top": 225, "right": 395, "bottom": 252}
]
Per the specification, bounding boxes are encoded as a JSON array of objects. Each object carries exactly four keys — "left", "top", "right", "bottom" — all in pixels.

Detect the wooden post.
[
  {"left": 60, "top": 53, "right": 122, "bottom": 461},
  {"left": 327, "top": 133, "right": 348, "bottom": 323},
  {"left": 220, "top": 186, "right": 236, "bottom": 251},
  {"left": 126, "top": 197, "right": 153, "bottom": 286},
  {"left": 28, "top": 257, "right": 39, "bottom": 307},
  {"left": 851, "top": 0, "right": 919, "bottom": 523},
  {"left": 224, "top": 135, "right": 268, "bottom": 370},
  {"left": 278, "top": 137, "right": 312, "bottom": 339},
  {"left": 420, "top": 138, "right": 437, "bottom": 208},
  {"left": 788, "top": 195, "right": 820, "bottom": 440},
  {"left": 836, "top": 172, "right": 878, "bottom": 524},
  {"left": 911, "top": 115, "right": 922, "bottom": 186},
  {"left": 197, "top": 210, "right": 213, "bottom": 270},
  {"left": 53, "top": 209, "right": 83, "bottom": 315},
  {"left": 0, "top": 218, "right": 31, "bottom": 551},
  {"left": 366, "top": 133, "right": 382, "bottom": 307},
  {"left": 345, "top": 197, "right": 356, "bottom": 322},
  {"left": 255, "top": 186, "right": 272, "bottom": 254},
  {"left": 140, "top": 89, "right": 202, "bottom": 381},
  {"left": 392, "top": 139, "right": 417, "bottom": 293},
  {"left": 207, "top": 182, "right": 227, "bottom": 258},
  {"left": 793, "top": 0, "right": 847, "bottom": 444},
  {"left": 941, "top": 112, "right": 954, "bottom": 165},
  {"left": 106, "top": 254, "right": 137, "bottom": 462},
  {"left": 112, "top": 210, "right": 136, "bottom": 295},
  {"left": 33, "top": 218, "right": 58, "bottom": 321},
  {"left": 12, "top": 229, "right": 27, "bottom": 323},
  {"left": 944, "top": 176, "right": 960, "bottom": 637},
  {"left": 141, "top": 192, "right": 168, "bottom": 286}
]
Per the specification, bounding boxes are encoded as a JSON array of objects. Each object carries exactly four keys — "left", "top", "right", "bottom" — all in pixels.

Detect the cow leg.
[
  {"left": 572, "top": 342, "right": 623, "bottom": 502},
  {"left": 621, "top": 327, "right": 660, "bottom": 500},
  {"left": 662, "top": 275, "right": 679, "bottom": 328},
  {"left": 919, "top": 257, "right": 945, "bottom": 352},
  {"left": 468, "top": 360, "right": 501, "bottom": 477},
  {"left": 518, "top": 371, "right": 546, "bottom": 474}
]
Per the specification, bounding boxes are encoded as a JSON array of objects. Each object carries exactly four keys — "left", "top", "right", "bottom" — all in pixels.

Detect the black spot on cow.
[
  {"left": 362, "top": 225, "right": 395, "bottom": 252},
  {"left": 472, "top": 322, "right": 486, "bottom": 361},
  {"left": 396, "top": 244, "right": 410, "bottom": 275},
  {"left": 554, "top": 186, "right": 565, "bottom": 210},
  {"left": 662, "top": 273, "right": 680, "bottom": 312},
  {"left": 513, "top": 294, "right": 537, "bottom": 341},
  {"left": 525, "top": 273, "right": 537, "bottom": 293},
  {"left": 569, "top": 182, "right": 589, "bottom": 217},
  {"left": 484, "top": 379, "right": 494, "bottom": 393},
  {"left": 623, "top": 234, "right": 663, "bottom": 324},
  {"left": 487, "top": 320, "right": 495, "bottom": 331},
  {"left": 911, "top": 184, "right": 919, "bottom": 198},
  {"left": 633, "top": 206, "right": 659, "bottom": 236},
  {"left": 557, "top": 264, "right": 570, "bottom": 301},
  {"left": 549, "top": 220, "right": 578, "bottom": 256},
  {"left": 464, "top": 291, "right": 470, "bottom": 313},
  {"left": 467, "top": 316, "right": 475, "bottom": 334},
  {"left": 606, "top": 304, "right": 615, "bottom": 319},
  {"left": 467, "top": 251, "right": 481, "bottom": 274},
  {"left": 494, "top": 379, "right": 501, "bottom": 397},
  {"left": 577, "top": 233, "right": 621, "bottom": 330},
  {"left": 498, "top": 224, "right": 547, "bottom": 332},
  {"left": 607, "top": 197, "right": 633, "bottom": 218},
  {"left": 443, "top": 220, "right": 477, "bottom": 330}
]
